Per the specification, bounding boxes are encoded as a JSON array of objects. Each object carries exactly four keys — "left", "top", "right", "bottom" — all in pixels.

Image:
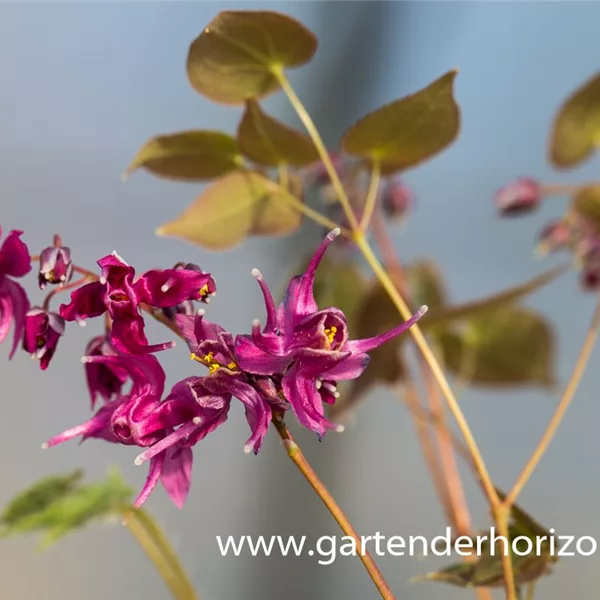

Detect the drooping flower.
[
  {"left": 494, "top": 177, "right": 541, "bottom": 216},
  {"left": 0, "top": 227, "right": 31, "bottom": 359},
  {"left": 22, "top": 307, "right": 65, "bottom": 370},
  {"left": 83, "top": 335, "right": 130, "bottom": 407},
  {"left": 43, "top": 353, "right": 202, "bottom": 508},
  {"left": 59, "top": 252, "right": 215, "bottom": 354},
  {"left": 176, "top": 311, "right": 271, "bottom": 454},
  {"left": 381, "top": 178, "right": 414, "bottom": 221},
  {"left": 234, "top": 229, "right": 427, "bottom": 437},
  {"left": 38, "top": 244, "right": 73, "bottom": 289}
]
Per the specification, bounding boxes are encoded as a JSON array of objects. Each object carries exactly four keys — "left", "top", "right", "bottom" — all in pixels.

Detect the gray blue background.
[{"left": 1, "top": 2, "right": 599, "bottom": 599}]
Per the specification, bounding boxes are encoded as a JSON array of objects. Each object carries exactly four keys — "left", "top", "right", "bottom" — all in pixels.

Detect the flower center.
[
  {"left": 324, "top": 326, "right": 337, "bottom": 347},
  {"left": 190, "top": 351, "right": 237, "bottom": 373},
  {"left": 199, "top": 283, "right": 210, "bottom": 299}
]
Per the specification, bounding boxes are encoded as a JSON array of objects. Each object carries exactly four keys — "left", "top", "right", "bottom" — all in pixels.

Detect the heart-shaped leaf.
[
  {"left": 238, "top": 99, "right": 319, "bottom": 167},
  {"left": 438, "top": 307, "right": 556, "bottom": 389},
  {"left": 341, "top": 71, "right": 460, "bottom": 173},
  {"left": 550, "top": 70, "right": 600, "bottom": 168},
  {"left": 125, "top": 131, "right": 241, "bottom": 181},
  {"left": 416, "top": 497, "right": 556, "bottom": 589},
  {"left": 187, "top": 11, "right": 317, "bottom": 104},
  {"left": 156, "top": 170, "right": 302, "bottom": 250}
]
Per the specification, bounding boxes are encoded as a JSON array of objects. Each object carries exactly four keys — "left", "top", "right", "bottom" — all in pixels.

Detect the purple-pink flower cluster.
[
  {"left": 1, "top": 225, "right": 426, "bottom": 509},
  {"left": 495, "top": 177, "right": 600, "bottom": 291}
]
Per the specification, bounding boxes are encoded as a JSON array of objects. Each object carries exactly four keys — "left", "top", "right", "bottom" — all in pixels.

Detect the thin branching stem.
[
  {"left": 505, "top": 293, "right": 600, "bottom": 507},
  {"left": 360, "top": 160, "right": 381, "bottom": 231},
  {"left": 123, "top": 508, "right": 198, "bottom": 600},
  {"left": 272, "top": 417, "right": 397, "bottom": 600}
]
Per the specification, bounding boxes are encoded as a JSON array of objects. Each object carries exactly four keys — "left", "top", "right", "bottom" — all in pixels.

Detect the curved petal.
[
  {"left": 161, "top": 446, "right": 193, "bottom": 509},
  {"left": 59, "top": 281, "right": 107, "bottom": 322},
  {"left": 320, "top": 352, "right": 370, "bottom": 381},
  {"left": 282, "top": 366, "right": 339, "bottom": 438},
  {"left": 137, "top": 268, "right": 215, "bottom": 307},
  {"left": 346, "top": 306, "right": 427, "bottom": 353},
  {"left": 0, "top": 230, "right": 31, "bottom": 277},
  {"left": 2, "top": 279, "right": 30, "bottom": 358},
  {"left": 234, "top": 335, "right": 291, "bottom": 375},
  {"left": 110, "top": 314, "right": 174, "bottom": 355},
  {"left": 133, "top": 452, "right": 165, "bottom": 508}
]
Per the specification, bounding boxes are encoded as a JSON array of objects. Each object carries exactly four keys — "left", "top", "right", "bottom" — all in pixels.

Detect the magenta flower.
[
  {"left": 38, "top": 245, "right": 73, "bottom": 289},
  {"left": 234, "top": 229, "right": 427, "bottom": 437},
  {"left": 381, "top": 178, "right": 414, "bottom": 220},
  {"left": 43, "top": 353, "right": 201, "bottom": 507},
  {"left": 0, "top": 227, "right": 31, "bottom": 359},
  {"left": 84, "top": 335, "right": 130, "bottom": 407},
  {"left": 176, "top": 311, "right": 271, "bottom": 454},
  {"left": 536, "top": 220, "right": 573, "bottom": 256},
  {"left": 59, "top": 252, "right": 215, "bottom": 354},
  {"left": 23, "top": 307, "right": 65, "bottom": 370},
  {"left": 494, "top": 177, "right": 541, "bottom": 216}
]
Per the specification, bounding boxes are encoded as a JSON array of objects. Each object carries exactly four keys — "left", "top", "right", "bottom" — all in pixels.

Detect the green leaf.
[
  {"left": 416, "top": 498, "right": 556, "bottom": 589},
  {"left": 187, "top": 10, "right": 317, "bottom": 104},
  {"left": 406, "top": 259, "right": 448, "bottom": 310},
  {"left": 156, "top": 170, "right": 302, "bottom": 250},
  {"left": 0, "top": 470, "right": 84, "bottom": 529},
  {"left": 238, "top": 99, "right": 319, "bottom": 166},
  {"left": 341, "top": 71, "right": 460, "bottom": 173},
  {"left": 125, "top": 131, "right": 241, "bottom": 181},
  {"left": 572, "top": 185, "right": 600, "bottom": 231},
  {"left": 0, "top": 469, "right": 132, "bottom": 548},
  {"left": 438, "top": 307, "right": 556, "bottom": 389},
  {"left": 423, "top": 265, "right": 567, "bottom": 331},
  {"left": 550, "top": 70, "right": 600, "bottom": 168}
]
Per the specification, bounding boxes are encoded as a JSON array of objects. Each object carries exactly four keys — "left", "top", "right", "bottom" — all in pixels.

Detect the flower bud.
[
  {"left": 494, "top": 177, "right": 541, "bottom": 216},
  {"left": 38, "top": 245, "right": 73, "bottom": 289},
  {"left": 535, "top": 220, "right": 572, "bottom": 255},
  {"left": 381, "top": 179, "right": 414, "bottom": 220},
  {"left": 23, "top": 308, "right": 65, "bottom": 370}
]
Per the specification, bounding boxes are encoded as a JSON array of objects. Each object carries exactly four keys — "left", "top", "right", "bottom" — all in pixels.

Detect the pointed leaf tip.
[{"left": 341, "top": 70, "right": 460, "bottom": 174}]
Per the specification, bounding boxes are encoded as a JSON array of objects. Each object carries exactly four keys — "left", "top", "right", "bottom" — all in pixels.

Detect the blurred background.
[{"left": 2, "top": 1, "right": 600, "bottom": 599}]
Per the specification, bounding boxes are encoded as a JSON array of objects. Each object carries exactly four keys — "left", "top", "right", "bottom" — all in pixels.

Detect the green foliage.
[
  {"left": 0, "top": 469, "right": 133, "bottom": 548},
  {"left": 550, "top": 70, "right": 600, "bottom": 168},
  {"left": 572, "top": 185, "right": 600, "bottom": 231},
  {"left": 186, "top": 10, "right": 317, "bottom": 104},
  {"left": 416, "top": 495, "right": 557, "bottom": 589},
  {"left": 341, "top": 71, "right": 460, "bottom": 173},
  {"left": 125, "top": 131, "right": 242, "bottom": 181},
  {"left": 438, "top": 307, "right": 556, "bottom": 389},
  {"left": 238, "top": 99, "right": 319, "bottom": 167},
  {"left": 156, "top": 170, "right": 303, "bottom": 250}
]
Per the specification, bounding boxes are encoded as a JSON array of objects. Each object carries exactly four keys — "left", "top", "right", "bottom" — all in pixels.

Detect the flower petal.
[
  {"left": 346, "top": 305, "right": 427, "bottom": 353},
  {"left": 234, "top": 334, "right": 291, "bottom": 375},
  {"left": 137, "top": 268, "right": 215, "bottom": 307},
  {"left": 133, "top": 453, "right": 165, "bottom": 508},
  {"left": 0, "top": 230, "right": 31, "bottom": 278},
  {"left": 161, "top": 446, "right": 193, "bottom": 509},
  {"left": 59, "top": 281, "right": 107, "bottom": 322},
  {"left": 1, "top": 278, "right": 30, "bottom": 359}
]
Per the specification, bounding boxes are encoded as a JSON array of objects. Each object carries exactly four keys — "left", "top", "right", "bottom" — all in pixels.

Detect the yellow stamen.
[
  {"left": 324, "top": 326, "right": 337, "bottom": 346},
  {"left": 227, "top": 361, "right": 238, "bottom": 370},
  {"left": 199, "top": 284, "right": 210, "bottom": 298}
]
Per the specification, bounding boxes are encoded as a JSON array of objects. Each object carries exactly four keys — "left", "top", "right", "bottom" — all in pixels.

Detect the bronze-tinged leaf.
[
  {"left": 572, "top": 185, "right": 600, "bottom": 231},
  {"left": 438, "top": 307, "right": 556, "bottom": 389},
  {"left": 423, "top": 265, "right": 567, "bottom": 331},
  {"left": 125, "top": 131, "right": 241, "bottom": 181},
  {"left": 407, "top": 259, "right": 447, "bottom": 310},
  {"left": 156, "top": 171, "right": 302, "bottom": 250},
  {"left": 238, "top": 99, "right": 319, "bottom": 166},
  {"left": 550, "top": 70, "right": 600, "bottom": 168},
  {"left": 187, "top": 11, "right": 317, "bottom": 105},
  {"left": 341, "top": 71, "right": 460, "bottom": 173}
]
